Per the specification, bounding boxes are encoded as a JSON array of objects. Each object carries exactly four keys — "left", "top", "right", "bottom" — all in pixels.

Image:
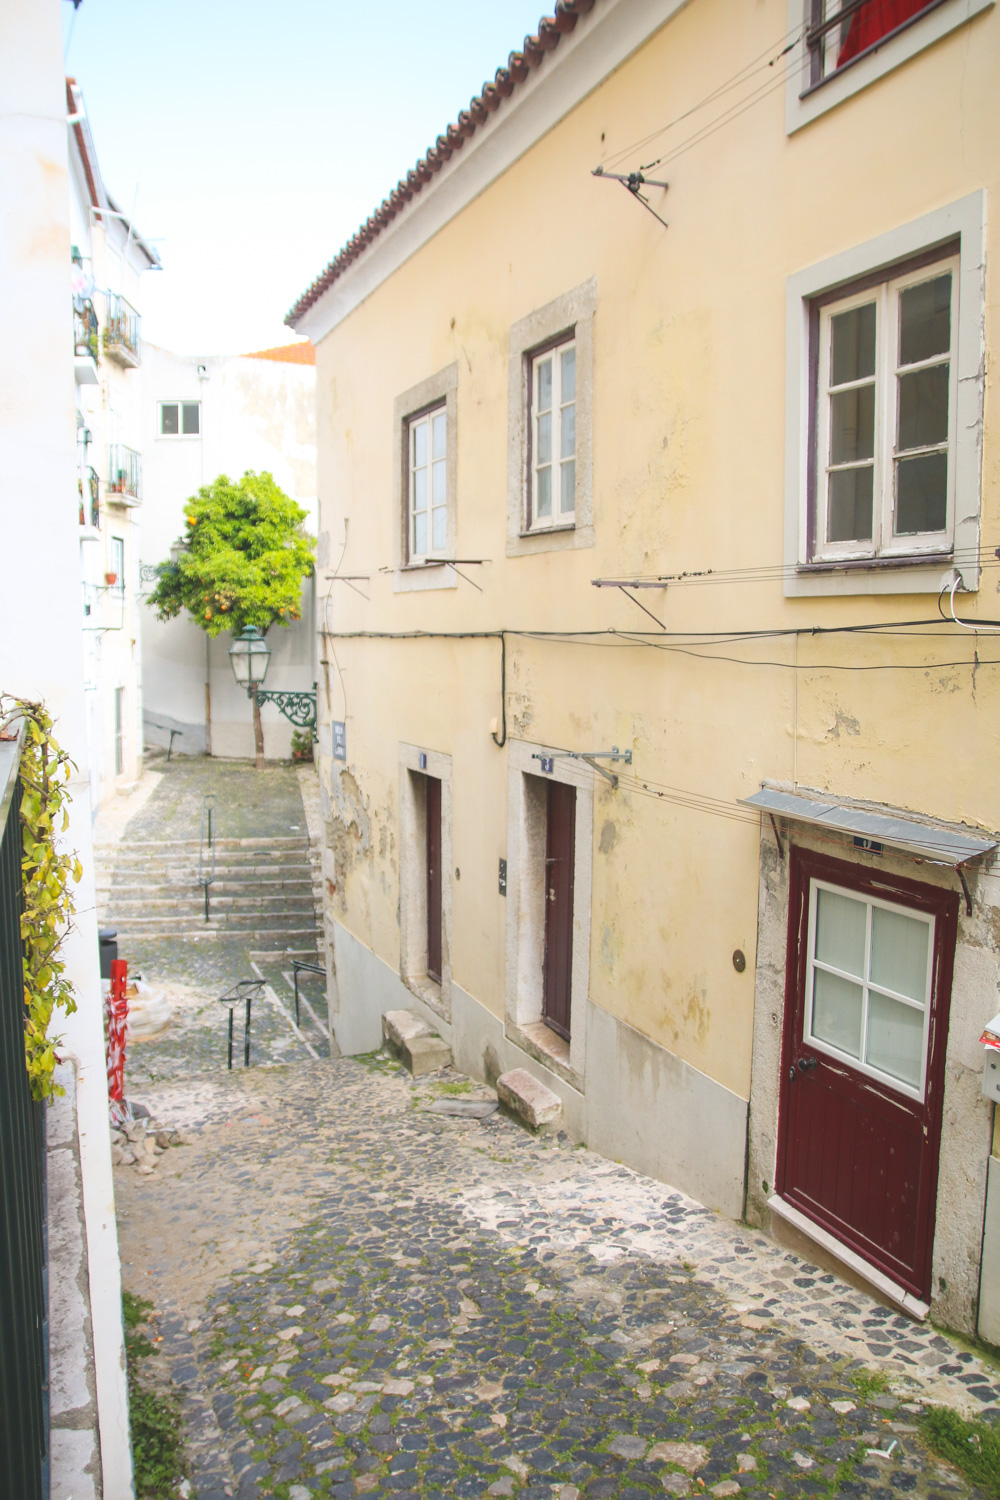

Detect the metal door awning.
[{"left": 739, "top": 786, "right": 996, "bottom": 869}]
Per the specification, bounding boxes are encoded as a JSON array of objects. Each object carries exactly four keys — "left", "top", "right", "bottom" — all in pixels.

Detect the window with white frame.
[
  {"left": 811, "top": 255, "right": 958, "bottom": 564},
  {"left": 408, "top": 405, "right": 447, "bottom": 562},
  {"left": 110, "top": 535, "right": 125, "bottom": 594},
  {"left": 159, "top": 401, "right": 201, "bottom": 437},
  {"left": 805, "top": 879, "right": 933, "bottom": 1100},
  {"left": 529, "top": 339, "right": 576, "bottom": 529}
]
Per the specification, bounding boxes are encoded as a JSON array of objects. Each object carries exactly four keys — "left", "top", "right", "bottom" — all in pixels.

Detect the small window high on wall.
[
  {"left": 159, "top": 402, "right": 200, "bottom": 437},
  {"left": 807, "top": 0, "right": 937, "bottom": 85}
]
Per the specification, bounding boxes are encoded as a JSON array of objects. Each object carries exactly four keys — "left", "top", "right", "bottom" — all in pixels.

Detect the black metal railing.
[
  {"left": 106, "top": 444, "right": 141, "bottom": 502},
  {"left": 198, "top": 793, "right": 217, "bottom": 922},
  {"left": 78, "top": 466, "right": 100, "bottom": 529},
  {"left": 103, "top": 292, "right": 141, "bottom": 366},
  {"left": 0, "top": 731, "right": 48, "bottom": 1500},
  {"left": 73, "top": 298, "right": 99, "bottom": 363}
]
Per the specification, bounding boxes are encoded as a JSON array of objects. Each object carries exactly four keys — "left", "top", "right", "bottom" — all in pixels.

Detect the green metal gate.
[{"left": 0, "top": 734, "right": 48, "bottom": 1500}]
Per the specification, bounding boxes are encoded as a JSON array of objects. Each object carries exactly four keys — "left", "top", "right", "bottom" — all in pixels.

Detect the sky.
[{"left": 62, "top": 0, "right": 552, "bottom": 355}]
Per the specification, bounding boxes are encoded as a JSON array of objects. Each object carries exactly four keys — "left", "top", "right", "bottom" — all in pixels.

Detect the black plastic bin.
[{"left": 98, "top": 928, "right": 118, "bottom": 979}]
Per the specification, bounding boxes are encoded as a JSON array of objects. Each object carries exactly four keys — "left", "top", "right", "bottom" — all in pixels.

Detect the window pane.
[
  {"left": 815, "top": 887, "right": 867, "bottom": 975},
  {"left": 160, "top": 404, "right": 179, "bottom": 435},
  {"left": 895, "top": 452, "right": 947, "bottom": 534},
  {"left": 827, "top": 466, "right": 874, "bottom": 543},
  {"left": 413, "top": 419, "right": 427, "bottom": 467},
  {"left": 412, "top": 466, "right": 427, "bottom": 513},
  {"left": 536, "top": 466, "right": 552, "bottom": 519},
  {"left": 432, "top": 505, "right": 446, "bottom": 551},
  {"left": 561, "top": 345, "right": 576, "bottom": 402},
  {"left": 560, "top": 459, "right": 575, "bottom": 514},
  {"left": 182, "top": 403, "right": 200, "bottom": 435},
  {"left": 812, "top": 969, "right": 864, "bottom": 1059},
  {"left": 413, "top": 512, "right": 427, "bottom": 555},
  {"left": 898, "top": 364, "right": 949, "bottom": 452},
  {"left": 870, "top": 906, "right": 929, "bottom": 1002},
  {"left": 831, "top": 303, "right": 876, "bottom": 386},
  {"left": 830, "top": 384, "right": 875, "bottom": 464},
  {"left": 537, "top": 356, "right": 552, "bottom": 412},
  {"left": 899, "top": 274, "right": 951, "bottom": 366},
  {"left": 866, "top": 992, "right": 924, "bottom": 1089},
  {"left": 432, "top": 410, "right": 446, "bottom": 460},
  {"left": 537, "top": 411, "right": 552, "bottom": 465},
  {"left": 560, "top": 402, "right": 576, "bottom": 461},
  {"left": 431, "top": 457, "right": 446, "bottom": 506}
]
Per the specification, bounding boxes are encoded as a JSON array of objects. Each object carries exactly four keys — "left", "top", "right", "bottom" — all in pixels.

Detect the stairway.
[{"left": 94, "top": 836, "right": 323, "bottom": 957}]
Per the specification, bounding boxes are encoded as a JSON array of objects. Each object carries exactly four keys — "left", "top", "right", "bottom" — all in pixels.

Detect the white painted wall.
[
  {"left": 0, "top": 2, "right": 133, "bottom": 1494},
  {"left": 138, "top": 346, "right": 317, "bottom": 758}
]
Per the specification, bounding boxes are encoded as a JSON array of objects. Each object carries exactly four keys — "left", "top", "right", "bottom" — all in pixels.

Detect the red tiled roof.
[
  {"left": 243, "top": 342, "right": 316, "bottom": 365},
  {"left": 286, "top": 0, "right": 599, "bottom": 328}
]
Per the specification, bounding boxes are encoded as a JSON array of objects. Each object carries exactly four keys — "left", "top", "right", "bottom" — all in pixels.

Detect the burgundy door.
[
  {"left": 776, "top": 847, "right": 957, "bottom": 1302},
  {"left": 542, "top": 780, "right": 576, "bottom": 1040},
  {"left": 425, "top": 776, "right": 442, "bottom": 983}
]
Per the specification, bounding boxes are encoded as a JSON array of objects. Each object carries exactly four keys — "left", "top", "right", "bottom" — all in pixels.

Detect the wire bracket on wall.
[
  {"left": 325, "top": 572, "right": 371, "bottom": 601},
  {"left": 592, "top": 577, "right": 669, "bottom": 630},
  {"left": 378, "top": 559, "right": 490, "bottom": 593},
  {"left": 533, "top": 746, "right": 632, "bottom": 790},
  {"left": 956, "top": 865, "right": 973, "bottom": 917},
  {"left": 591, "top": 166, "right": 669, "bottom": 229}
]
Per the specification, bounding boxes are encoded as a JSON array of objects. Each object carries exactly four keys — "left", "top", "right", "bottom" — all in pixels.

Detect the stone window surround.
[
  {"left": 504, "top": 738, "right": 592, "bottom": 1086},
  {"left": 398, "top": 742, "right": 453, "bottom": 1025},
  {"left": 392, "top": 363, "right": 458, "bottom": 593},
  {"left": 783, "top": 191, "right": 985, "bottom": 597},
  {"left": 784, "top": 0, "right": 994, "bottom": 135},
  {"left": 507, "top": 279, "right": 596, "bottom": 558}
]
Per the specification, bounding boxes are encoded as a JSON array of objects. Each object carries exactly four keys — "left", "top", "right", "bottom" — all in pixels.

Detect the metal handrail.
[
  {"left": 219, "top": 979, "right": 265, "bottom": 1069},
  {"left": 197, "top": 794, "right": 216, "bottom": 922},
  {"left": 291, "top": 959, "right": 325, "bottom": 1027}
]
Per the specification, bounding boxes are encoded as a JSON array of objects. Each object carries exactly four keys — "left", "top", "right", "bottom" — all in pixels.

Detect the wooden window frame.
[
  {"left": 527, "top": 334, "right": 577, "bottom": 533},
  {"left": 406, "top": 403, "right": 448, "bottom": 565}
]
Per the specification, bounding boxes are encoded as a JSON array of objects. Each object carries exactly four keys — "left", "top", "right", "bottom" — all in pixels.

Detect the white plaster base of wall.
[
  {"left": 329, "top": 920, "right": 747, "bottom": 1218},
  {"left": 979, "top": 1155, "right": 1000, "bottom": 1345}
]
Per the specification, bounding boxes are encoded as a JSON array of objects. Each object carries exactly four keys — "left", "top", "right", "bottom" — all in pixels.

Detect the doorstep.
[{"left": 767, "top": 1195, "right": 930, "bottom": 1321}]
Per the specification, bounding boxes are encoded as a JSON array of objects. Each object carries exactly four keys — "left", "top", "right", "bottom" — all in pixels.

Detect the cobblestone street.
[{"left": 106, "top": 761, "right": 999, "bottom": 1500}]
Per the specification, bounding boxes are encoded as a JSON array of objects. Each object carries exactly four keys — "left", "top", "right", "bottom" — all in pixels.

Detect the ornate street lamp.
[
  {"left": 228, "top": 624, "right": 316, "bottom": 769},
  {"left": 228, "top": 624, "right": 271, "bottom": 691}
]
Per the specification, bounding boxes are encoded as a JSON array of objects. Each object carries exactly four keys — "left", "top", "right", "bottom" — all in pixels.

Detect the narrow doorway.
[
  {"left": 425, "top": 774, "right": 442, "bottom": 984},
  {"left": 542, "top": 780, "right": 575, "bottom": 1039}
]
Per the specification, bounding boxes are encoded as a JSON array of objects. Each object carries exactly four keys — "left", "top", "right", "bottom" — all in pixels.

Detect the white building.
[
  {"left": 68, "top": 76, "right": 160, "bottom": 811},
  {"left": 138, "top": 342, "right": 317, "bottom": 760}
]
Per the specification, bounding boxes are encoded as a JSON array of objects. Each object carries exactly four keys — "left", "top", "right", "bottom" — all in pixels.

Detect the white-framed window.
[
  {"left": 805, "top": 878, "right": 934, "bottom": 1101},
  {"left": 528, "top": 340, "right": 576, "bottom": 530},
  {"left": 407, "top": 405, "right": 448, "bottom": 562},
  {"left": 110, "top": 535, "right": 125, "bottom": 594},
  {"left": 813, "top": 256, "right": 958, "bottom": 564},
  {"left": 159, "top": 401, "right": 201, "bottom": 437}
]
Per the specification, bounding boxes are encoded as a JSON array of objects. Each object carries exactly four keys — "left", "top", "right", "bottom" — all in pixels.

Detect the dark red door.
[
  {"left": 542, "top": 780, "right": 575, "bottom": 1040},
  {"left": 425, "top": 775, "right": 442, "bottom": 983},
  {"left": 776, "top": 848, "right": 957, "bottom": 1302}
]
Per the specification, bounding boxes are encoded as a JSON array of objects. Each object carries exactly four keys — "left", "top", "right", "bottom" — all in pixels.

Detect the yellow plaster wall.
[{"left": 316, "top": 0, "right": 1000, "bottom": 1100}]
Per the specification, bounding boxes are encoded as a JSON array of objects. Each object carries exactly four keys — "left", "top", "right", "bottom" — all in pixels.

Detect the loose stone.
[
  {"left": 608, "top": 1434, "right": 647, "bottom": 1459},
  {"left": 647, "top": 1443, "right": 708, "bottom": 1473}
]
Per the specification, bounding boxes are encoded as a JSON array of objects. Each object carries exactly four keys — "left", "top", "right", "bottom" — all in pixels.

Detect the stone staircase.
[{"left": 95, "top": 836, "right": 323, "bottom": 957}]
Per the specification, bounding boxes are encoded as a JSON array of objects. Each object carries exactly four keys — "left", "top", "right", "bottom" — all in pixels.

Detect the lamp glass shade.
[{"left": 229, "top": 626, "right": 271, "bottom": 688}]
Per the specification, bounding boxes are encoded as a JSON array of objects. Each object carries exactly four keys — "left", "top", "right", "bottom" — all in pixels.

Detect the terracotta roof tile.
[
  {"left": 286, "top": 0, "right": 599, "bottom": 327},
  {"left": 242, "top": 342, "right": 316, "bottom": 365}
]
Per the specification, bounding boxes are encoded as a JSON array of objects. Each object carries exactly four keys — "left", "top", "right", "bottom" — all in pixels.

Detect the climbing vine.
[{"left": 1, "top": 697, "right": 81, "bottom": 1100}]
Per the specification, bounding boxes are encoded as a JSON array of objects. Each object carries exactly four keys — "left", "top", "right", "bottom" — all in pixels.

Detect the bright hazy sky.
[{"left": 62, "top": 0, "right": 552, "bottom": 355}]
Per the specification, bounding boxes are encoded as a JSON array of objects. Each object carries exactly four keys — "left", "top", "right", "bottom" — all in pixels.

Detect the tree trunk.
[{"left": 251, "top": 687, "right": 265, "bottom": 770}]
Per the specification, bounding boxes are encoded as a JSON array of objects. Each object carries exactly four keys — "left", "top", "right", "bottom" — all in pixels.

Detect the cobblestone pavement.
[{"left": 116, "top": 1049, "right": 1000, "bottom": 1500}]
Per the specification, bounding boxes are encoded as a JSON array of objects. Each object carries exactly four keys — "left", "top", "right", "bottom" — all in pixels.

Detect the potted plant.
[
  {"left": 290, "top": 728, "right": 314, "bottom": 764},
  {"left": 105, "top": 571, "right": 118, "bottom": 586}
]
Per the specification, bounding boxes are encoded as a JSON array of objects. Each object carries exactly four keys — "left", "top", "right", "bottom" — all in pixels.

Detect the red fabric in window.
[{"left": 837, "top": 0, "right": 935, "bottom": 66}]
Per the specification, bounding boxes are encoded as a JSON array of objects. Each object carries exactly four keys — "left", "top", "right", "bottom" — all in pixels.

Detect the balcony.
[
  {"left": 103, "top": 293, "right": 141, "bottom": 368},
  {"left": 78, "top": 466, "right": 100, "bottom": 529},
  {"left": 106, "top": 445, "right": 141, "bottom": 505},
  {"left": 72, "top": 299, "right": 99, "bottom": 385}
]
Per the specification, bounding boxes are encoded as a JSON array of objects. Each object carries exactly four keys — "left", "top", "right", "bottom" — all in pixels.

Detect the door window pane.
[
  {"left": 866, "top": 992, "right": 924, "bottom": 1088},
  {"left": 815, "top": 887, "right": 867, "bottom": 975},
  {"left": 870, "top": 906, "right": 929, "bottom": 1002},
  {"left": 813, "top": 969, "right": 864, "bottom": 1059},
  {"left": 827, "top": 466, "right": 874, "bottom": 543},
  {"left": 899, "top": 275, "right": 951, "bottom": 366},
  {"left": 831, "top": 303, "right": 876, "bottom": 386}
]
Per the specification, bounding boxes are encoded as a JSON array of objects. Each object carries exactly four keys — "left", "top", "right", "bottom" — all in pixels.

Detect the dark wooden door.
[
  {"left": 542, "top": 780, "right": 575, "bottom": 1040},
  {"left": 776, "top": 848, "right": 957, "bottom": 1302},
  {"left": 425, "top": 775, "right": 442, "bottom": 983}
]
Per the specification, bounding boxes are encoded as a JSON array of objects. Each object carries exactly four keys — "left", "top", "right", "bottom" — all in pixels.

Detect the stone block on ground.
[
  {"left": 382, "top": 1009, "right": 431, "bottom": 1052},
  {"left": 496, "top": 1067, "right": 562, "bottom": 1131},
  {"left": 401, "top": 1033, "right": 453, "bottom": 1076}
]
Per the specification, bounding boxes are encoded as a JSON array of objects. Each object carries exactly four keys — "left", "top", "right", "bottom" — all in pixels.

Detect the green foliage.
[
  {"left": 148, "top": 470, "right": 314, "bottom": 639},
  {"left": 0, "top": 697, "right": 81, "bottom": 1101},
  {"left": 122, "top": 1289, "right": 186, "bottom": 1499},
  {"left": 919, "top": 1405, "right": 1000, "bottom": 1496},
  {"left": 850, "top": 1368, "right": 890, "bottom": 1399},
  {"left": 290, "top": 728, "right": 314, "bottom": 761}
]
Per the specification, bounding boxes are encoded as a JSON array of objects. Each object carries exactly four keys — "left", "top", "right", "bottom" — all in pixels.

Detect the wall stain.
[
  {"left": 826, "top": 709, "right": 861, "bottom": 740},
  {"left": 599, "top": 819, "right": 619, "bottom": 855}
]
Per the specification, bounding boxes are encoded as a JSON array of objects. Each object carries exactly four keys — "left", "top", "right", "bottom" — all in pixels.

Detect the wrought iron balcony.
[
  {"left": 103, "top": 292, "right": 141, "bottom": 368},
  {"left": 78, "top": 466, "right": 100, "bottom": 528},
  {"left": 73, "top": 298, "right": 99, "bottom": 381},
  {"left": 106, "top": 445, "right": 141, "bottom": 504}
]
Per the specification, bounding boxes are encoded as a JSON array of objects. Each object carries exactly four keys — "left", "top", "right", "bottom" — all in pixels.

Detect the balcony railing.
[
  {"left": 78, "top": 467, "right": 100, "bottom": 528},
  {"left": 103, "top": 293, "right": 141, "bottom": 368},
  {"left": 106, "top": 445, "right": 141, "bottom": 503},
  {"left": 72, "top": 299, "right": 99, "bottom": 363}
]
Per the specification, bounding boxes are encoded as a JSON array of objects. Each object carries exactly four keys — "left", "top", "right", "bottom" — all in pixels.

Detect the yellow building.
[{"left": 289, "top": 0, "right": 1000, "bottom": 1340}]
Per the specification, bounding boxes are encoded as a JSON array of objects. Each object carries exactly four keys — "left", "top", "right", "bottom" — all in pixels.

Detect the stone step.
[
  {"left": 106, "top": 910, "right": 317, "bottom": 933},
  {"left": 496, "top": 1068, "right": 562, "bottom": 1133},
  {"left": 381, "top": 1009, "right": 453, "bottom": 1076},
  {"left": 104, "top": 896, "right": 319, "bottom": 917},
  {"left": 95, "top": 836, "right": 312, "bottom": 851},
  {"left": 112, "top": 923, "right": 322, "bottom": 943},
  {"left": 101, "top": 856, "right": 318, "bottom": 876}
]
